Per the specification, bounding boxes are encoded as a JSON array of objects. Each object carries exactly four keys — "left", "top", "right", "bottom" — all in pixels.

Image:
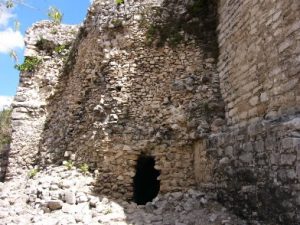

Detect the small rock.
[
  {"left": 64, "top": 191, "right": 76, "bottom": 204},
  {"left": 209, "top": 213, "right": 218, "bottom": 222},
  {"left": 200, "top": 197, "right": 208, "bottom": 204},
  {"left": 89, "top": 196, "right": 99, "bottom": 207},
  {"left": 47, "top": 200, "right": 63, "bottom": 210},
  {"left": 50, "top": 184, "right": 59, "bottom": 190},
  {"left": 77, "top": 193, "right": 88, "bottom": 203}
]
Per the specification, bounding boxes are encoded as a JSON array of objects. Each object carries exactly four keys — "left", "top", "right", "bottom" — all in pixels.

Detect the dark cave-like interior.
[{"left": 133, "top": 155, "right": 160, "bottom": 205}]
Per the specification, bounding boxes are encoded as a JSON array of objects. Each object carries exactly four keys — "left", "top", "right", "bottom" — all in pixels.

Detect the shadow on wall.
[
  {"left": 143, "top": 0, "right": 219, "bottom": 56},
  {"left": 0, "top": 109, "right": 12, "bottom": 181},
  {"left": 0, "top": 145, "right": 10, "bottom": 182}
]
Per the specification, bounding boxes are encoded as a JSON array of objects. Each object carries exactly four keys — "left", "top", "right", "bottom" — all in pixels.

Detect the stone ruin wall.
[
  {"left": 204, "top": 0, "right": 300, "bottom": 224},
  {"left": 38, "top": 0, "right": 223, "bottom": 201},
  {"left": 6, "top": 0, "right": 223, "bottom": 201},
  {"left": 218, "top": 0, "right": 300, "bottom": 126},
  {"left": 6, "top": 22, "right": 78, "bottom": 179},
  {"left": 4, "top": 0, "right": 300, "bottom": 224}
]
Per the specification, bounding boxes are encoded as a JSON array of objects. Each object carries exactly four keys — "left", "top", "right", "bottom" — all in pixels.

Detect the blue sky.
[{"left": 0, "top": 0, "right": 91, "bottom": 109}]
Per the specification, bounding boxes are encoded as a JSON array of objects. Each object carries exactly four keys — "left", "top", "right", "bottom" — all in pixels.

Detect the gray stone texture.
[
  {"left": 208, "top": 0, "right": 300, "bottom": 223},
  {"left": 6, "top": 21, "right": 78, "bottom": 179},
  {"left": 5, "top": 0, "right": 300, "bottom": 224}
]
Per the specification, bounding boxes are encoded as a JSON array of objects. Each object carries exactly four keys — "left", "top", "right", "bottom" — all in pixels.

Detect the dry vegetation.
[{"left": 0, "top": 109, "right": 12, "bottom": 152}]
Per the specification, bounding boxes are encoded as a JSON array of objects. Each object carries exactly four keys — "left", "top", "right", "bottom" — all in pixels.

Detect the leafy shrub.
[
  {"left": 48, "top": 6, "right": 63, "bottom": 24},
  {"left": 115, "top": 0, "right": 124, "bottom": 5},
  {"left": 64, "top": 160, "right": 74, "bottom": 170},
  {"left": 0, "top": 109, "right": 12, "bottom": 151},
  {"left": 15, "top": 57, "right": 42, "bottom": 72},
  {"left": 54, "top": 44, "right": 70, "bottom": 54},
  {"left": 79, "top": 163, "right": 89, "bottom": 175},
  {"left": 28, "top": 168, "right": 39, "bottom": 179}
]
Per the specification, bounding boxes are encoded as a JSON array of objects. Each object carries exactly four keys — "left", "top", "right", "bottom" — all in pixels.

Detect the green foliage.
[
  {"left": 54, "top": 44, "right": 70, "bottom": 54},
  {"left": 15, "top": 56, "right": 42, "bottom": 72},
  {"left": 115, "top": 0, "right": 124, "bottom": 5},
  {"left": 64, "top": 160, "right": 74, "bottom": 170},
  {"left": 0, "top": 109, "right": 12, "bottom": 151},
  {"left": 36, "top": 37, "right": 69, "bottom": 55},
  {"left": 79, "top": 163, "right": 89, "bottom": 175},
  {"left": 28, "top": 168, "right": 38, "bottom": 179},
  {"left": 48, "top": 6, "right": 63, "bottom": 24}
]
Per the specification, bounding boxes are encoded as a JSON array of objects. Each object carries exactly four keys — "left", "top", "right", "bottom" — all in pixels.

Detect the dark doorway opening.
[{"left": 133, "top": 155, "right": 160, "bottom": 205}]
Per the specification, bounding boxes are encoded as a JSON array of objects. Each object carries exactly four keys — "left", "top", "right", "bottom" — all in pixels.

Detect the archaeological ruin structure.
[{"left": 1, "top": 0, "right": 299, "bottom": 224}]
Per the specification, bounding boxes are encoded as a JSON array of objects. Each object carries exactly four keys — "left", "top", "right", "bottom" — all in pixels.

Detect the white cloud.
[
  {"left": 0, "top": 5, "right": 23, "bottom": 53},
  {"left": 0, "top": 6, "right": 14, "bottom": 27},
  {"left": 0, "top": 28, "right": 24, "bottom": 53},
  {"left": 0, "top": 96, "right": 13, "bottom": 111}
]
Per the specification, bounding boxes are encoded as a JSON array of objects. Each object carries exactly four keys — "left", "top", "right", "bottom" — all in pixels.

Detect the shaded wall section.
[{"left": 203, "top": 0, "right": 300, "bottom": 224}]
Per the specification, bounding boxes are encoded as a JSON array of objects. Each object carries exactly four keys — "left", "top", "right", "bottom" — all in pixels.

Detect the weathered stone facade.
[
  {"left": 218, "top": 0, "right": 300, "bottom": 126},
  {"left": 6, "top": 0, "right": 300, "bottom": 224},
  {"left": 38, "top": 0, "right": 223, "bottom": 201},
  {"left": 7, "top": 21, "right": 78, "bottom": 179},
  {"left": 204, "top": 0, "right": 300, "bottom": 224}
]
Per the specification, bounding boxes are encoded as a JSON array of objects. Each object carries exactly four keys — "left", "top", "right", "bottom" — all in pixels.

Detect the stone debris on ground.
[{"left": 0, "top": 165, "right": 254, "bottom": 225}]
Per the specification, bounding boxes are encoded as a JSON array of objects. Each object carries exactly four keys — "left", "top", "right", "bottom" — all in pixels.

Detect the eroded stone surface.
[
  {"left": 4, "top": 0, "right": 300, "bottom": 224},
  {"left": 0, "top": 165, "right": 253, "bottom": 225}
]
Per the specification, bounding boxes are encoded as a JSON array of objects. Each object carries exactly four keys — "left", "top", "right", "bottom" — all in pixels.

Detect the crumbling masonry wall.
[
  {"left": 6, "top": 0, "right": 300, "bottom": 223},
  {"left": 39, "top": 0, "right": 223, "bottom": 201},
  {"left": 203, "top": 0, "right": 300, "bottom": 224},
  {"left": 6, "top": 22, "right": 78, "bottom": 179}
]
